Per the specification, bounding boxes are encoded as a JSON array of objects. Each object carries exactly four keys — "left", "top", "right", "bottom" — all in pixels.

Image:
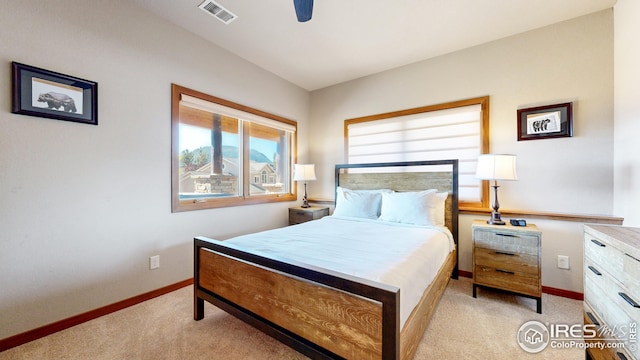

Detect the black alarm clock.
[{"left": 510, "top": 219, "right": 527, "bottom": 226}]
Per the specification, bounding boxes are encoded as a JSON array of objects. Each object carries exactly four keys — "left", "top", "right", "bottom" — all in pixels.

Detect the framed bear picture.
[
  {"left": 517, "top": 102, "right": 572, "bottom": 141},
  {"left": 12, "top": 62, "right": 98, "bottom": 125}
]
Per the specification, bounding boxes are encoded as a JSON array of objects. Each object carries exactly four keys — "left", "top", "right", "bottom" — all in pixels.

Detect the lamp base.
[
  {"left": 487, "top": 211, "right": 505, "bottom": 225},
  {"left": 301, "top": 182, "right": 310, "bottom": 208},
  {"left": 301, "top": 195, "right": 310, "bottom": 208}
]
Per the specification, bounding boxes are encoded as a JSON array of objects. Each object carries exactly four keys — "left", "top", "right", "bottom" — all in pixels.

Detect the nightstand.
[
  {"left": 472, "top": 220, "right": 542, "bottom": 313},
  {"left": 289, "top": 206, "right": 329, "bottom": 225}
]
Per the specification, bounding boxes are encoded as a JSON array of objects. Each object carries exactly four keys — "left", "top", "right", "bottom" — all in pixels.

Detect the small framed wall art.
[
  {"left": 12, "top": 62, "right": 98, "bottom": 125},
  {"left": 517, "top": 102, "right": 572, "bottom": 141}
]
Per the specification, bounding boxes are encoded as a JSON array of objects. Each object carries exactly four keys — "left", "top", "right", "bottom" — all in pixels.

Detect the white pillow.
[
  {"left": 379, "top": 190, "right": 448, "bottom": 226},
  {"left": 333, "top": 187, "right": 391, "bottom": 219},
  {"left": 431, "top": 192, "right": 448, "bottom": 227}
]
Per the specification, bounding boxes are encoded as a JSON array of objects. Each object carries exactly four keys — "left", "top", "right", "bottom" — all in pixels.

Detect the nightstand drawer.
[
  {"left": 473, "top": 229, "right": 539, "bottom": 256},
  {"left": 290, "top": 209, "right": 313, "bottom": 223},
  {"left": 474, "top": 265, "right": 540, "bottom": 297},
  {"left": 289, "top": 206, "right": 329, "bottom": 225},
  {"left": 474, "top": 247, "right": 539, "bottom": 275}
]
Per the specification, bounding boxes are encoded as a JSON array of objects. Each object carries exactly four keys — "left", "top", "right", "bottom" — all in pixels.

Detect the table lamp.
[
  {"left": 293, "top": 164, "right": 316, "bottom": 208},
  {"left": 475, "top": 154, "right": 518, "bottom": 225}
]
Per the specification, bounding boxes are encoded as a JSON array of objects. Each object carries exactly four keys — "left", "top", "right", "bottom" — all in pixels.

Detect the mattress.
[{"left": 222, "top": 215, "right": 455, "bottom": 328}]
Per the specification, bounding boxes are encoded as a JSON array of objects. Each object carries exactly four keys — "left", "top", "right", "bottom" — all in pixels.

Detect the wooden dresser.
[
  {"left": 289, "top": 206, "right": 329, "bottom": 225},
  {"left": 584, "top": 225, "right": 640, "bottom": 360},
  {"left": 472, "top": 220, "right": 542, "bottom": 313}
]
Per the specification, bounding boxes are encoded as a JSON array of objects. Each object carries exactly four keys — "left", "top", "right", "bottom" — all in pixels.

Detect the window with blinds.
[
  {"left": 345, "top": 96, "right": 489, "bottom": 208},
  {"left": 171, "top": 84, "right": 297, "bottom": 212}
]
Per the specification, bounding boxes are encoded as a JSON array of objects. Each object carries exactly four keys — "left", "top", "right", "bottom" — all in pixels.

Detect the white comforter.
[{"left": 222, "top": 215, "right": 455, "bottom": 328}]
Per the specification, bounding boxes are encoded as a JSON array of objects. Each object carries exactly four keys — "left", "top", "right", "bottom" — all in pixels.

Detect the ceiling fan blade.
[{"left": 293, "top": 0, "right": 313, "bottom": 22}]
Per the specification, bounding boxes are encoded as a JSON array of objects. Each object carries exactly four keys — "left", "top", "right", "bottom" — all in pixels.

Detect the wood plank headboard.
[{"left": 335, "top": 159, "right": 459, "bottom": 278}]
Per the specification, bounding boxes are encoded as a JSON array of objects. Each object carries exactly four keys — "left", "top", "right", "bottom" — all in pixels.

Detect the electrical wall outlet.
[
  {"left": 557, "top": 255, "right": 570, "bottom": 270},
  {"left": 150, "top": 255, "right": 160, "bottom": 270}
]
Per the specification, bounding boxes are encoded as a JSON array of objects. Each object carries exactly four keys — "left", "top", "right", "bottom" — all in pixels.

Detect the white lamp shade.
[
  {"left": 293, "top": 164, "right": 316, "bottom": 181},
  {"left": 475, "top": 154, "right": 518, "bottom": 180}
]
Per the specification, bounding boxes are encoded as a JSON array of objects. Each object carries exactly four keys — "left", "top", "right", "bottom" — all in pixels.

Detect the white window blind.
[
  {"left": 347, "top": 104, "right": 483, "bottom": 203},
  {"left": 180, "top": 94, "right": 296, "bottom": 133}
]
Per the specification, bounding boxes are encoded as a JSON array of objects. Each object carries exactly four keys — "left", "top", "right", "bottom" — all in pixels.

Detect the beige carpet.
[{"left": 0, "top": 277, "right": 584, "bottom": 359}]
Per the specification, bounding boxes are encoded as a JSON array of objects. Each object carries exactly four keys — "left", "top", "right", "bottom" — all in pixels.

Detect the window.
[
  {"left": 345, "top": 96, "right": 489, "bottom": 209},
  {"left": 172, "top": 84, "right": 297, "bottom": 212}
]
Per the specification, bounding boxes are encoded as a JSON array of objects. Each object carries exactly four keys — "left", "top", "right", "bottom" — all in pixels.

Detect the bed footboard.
[{"left": 194, "top": 237, "right": 400, "bottom": 359}]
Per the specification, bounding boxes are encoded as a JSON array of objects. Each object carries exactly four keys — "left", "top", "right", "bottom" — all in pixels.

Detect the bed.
[{"left": 194, "top": 160, "right": 459, "bottom": 359}]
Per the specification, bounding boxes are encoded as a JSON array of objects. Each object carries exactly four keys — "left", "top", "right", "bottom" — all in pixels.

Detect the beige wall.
[
  {"left": 0, "top": 1, "right": 309, "bottom": 339},
  {"left": 309, "top": 10, "right": 614, "bottom": 293},
  {"left": 614, "top": 0, "right": 640, "bottom": 226}
]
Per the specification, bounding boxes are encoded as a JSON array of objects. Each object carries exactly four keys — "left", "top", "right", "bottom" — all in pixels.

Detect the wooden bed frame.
[{"left": 194, "top": 160, "right": 459, "bottom": 359}]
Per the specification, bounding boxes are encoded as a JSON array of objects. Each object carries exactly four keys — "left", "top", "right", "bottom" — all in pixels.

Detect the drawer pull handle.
[
  {"left": 590, "top": 239, "right": 606, "bottom": 247},
  {"left": 618, "top": 292, "right": 640, "bottom": 308},
  {"left": 616, "top": 352, "right": 628, "bottom": 360},
  {"left": 626, "top": 253, "right": 640, "bottom": 263},
  {"left": 496, "top": 233, "right": 519, "bottom": 238},
  {"left": 496, "top": 269, "right": 515, "bottom": 275},
  {"left": 588, "top": 266, "right": 602, "bottom": 276},
  {"left": 586, "top": 311, "right": 600, "bottom": 326},
  {"left": 495, "top": 251, "right": 516, "bottom": 256}
]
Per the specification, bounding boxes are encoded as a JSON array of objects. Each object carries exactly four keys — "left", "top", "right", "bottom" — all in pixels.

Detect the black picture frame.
[
  {"left": 12, "top": 62, "right": 98, "bottom": 125},
  {"left": 517, "top": 102, "right": 572, "bottom": 141}
]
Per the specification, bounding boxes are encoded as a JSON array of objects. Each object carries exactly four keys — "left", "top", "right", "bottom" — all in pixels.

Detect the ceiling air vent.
[{"left": 198, "top": 0, "right": 237, "bottom": 25}]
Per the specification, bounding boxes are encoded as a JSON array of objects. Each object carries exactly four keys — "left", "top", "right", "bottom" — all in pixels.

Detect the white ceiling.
[{"left": 131, "top": 0, "right": 616, "bottom": 91}]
